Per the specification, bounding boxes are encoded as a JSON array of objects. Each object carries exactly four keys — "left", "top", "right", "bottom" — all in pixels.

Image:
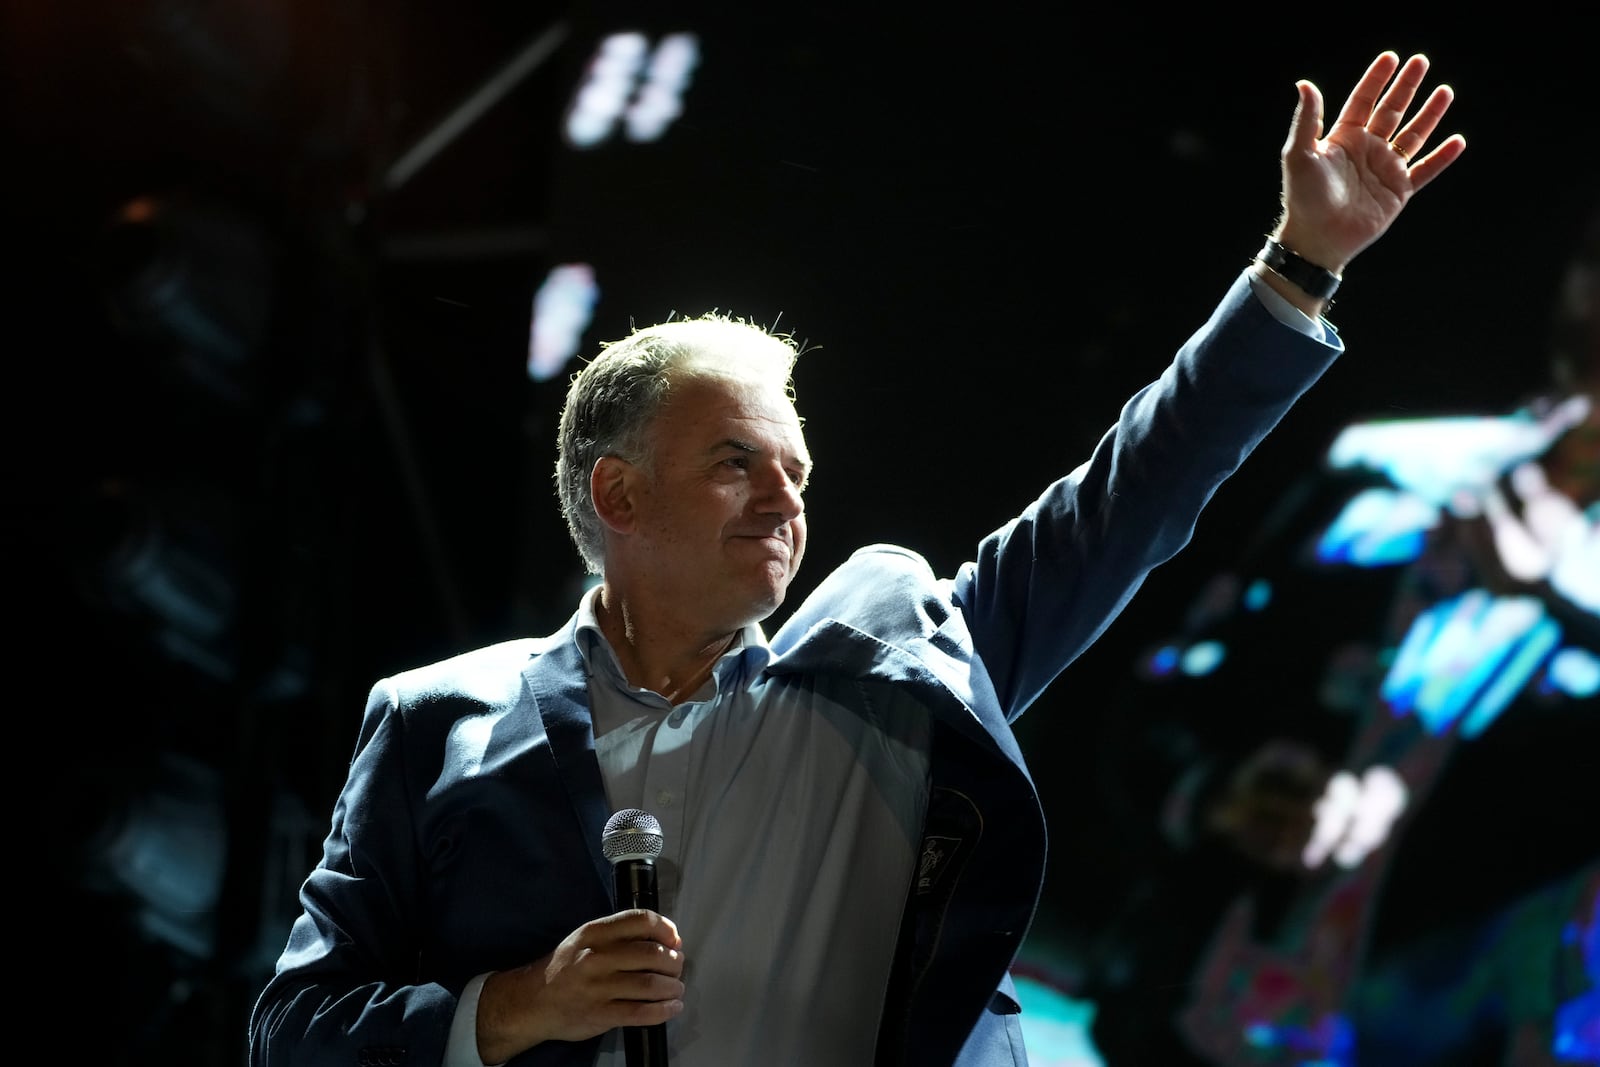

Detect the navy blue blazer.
[{"left": 249, "top": 272, "right": 1342, "bottom": 1066}]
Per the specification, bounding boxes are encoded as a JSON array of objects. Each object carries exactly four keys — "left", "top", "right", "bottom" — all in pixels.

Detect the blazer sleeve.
[
  {"left": 248, "top": 679, "right": 461, "bottom": 1067},
  {"left": 953, "top": 269, "right": 1344, "bottom": 719},
  {"left": 250, "top": 632, "right": 608, "bottom": 1067}
]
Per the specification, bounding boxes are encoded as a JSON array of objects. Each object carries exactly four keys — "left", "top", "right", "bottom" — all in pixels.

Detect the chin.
[
  {"left": 744, "top": 574, "right": 792, "bottom": 623},
  {"left": 751, "top": 586, "right": 788, "bottom": 621}
]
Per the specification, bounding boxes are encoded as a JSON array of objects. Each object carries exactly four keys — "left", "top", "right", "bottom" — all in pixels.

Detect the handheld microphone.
[{"left": 601, "top": 808, "right": 670, "bottom": 1067}]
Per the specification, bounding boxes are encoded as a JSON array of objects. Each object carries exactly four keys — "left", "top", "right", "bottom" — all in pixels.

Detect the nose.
[{"left": 754, "top": 462, "right": 804, "bottom": 523}]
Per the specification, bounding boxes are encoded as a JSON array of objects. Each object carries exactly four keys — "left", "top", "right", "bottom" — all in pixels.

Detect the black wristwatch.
[{"left": 1256, "top": 237, "right": 1341, "bottom": 301}]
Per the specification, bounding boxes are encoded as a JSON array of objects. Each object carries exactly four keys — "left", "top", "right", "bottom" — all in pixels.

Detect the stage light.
[
  {"left": 99, "top": 193, "right": 277, "bottom": 407},
  {"left": 1380, "top": 591, "right": 1563, "bottom": 738},
  {"left": 78, "top": 751, "right": 228, "bottom": 960},
  {"left": 1314, "top": 487, "right": 1435, "bottom": 567},
  {"left": 564, "top": 31, "right": 700, "bottom": 149},
  {"left": 1303, "top": 766, "right": 1408, "bottom": 871},
  {"left": 622, "top": 32, "right": 698, "bottom": 143},
  {"left": 528, "top": 263, "right": 600, "bottom": 382},
  {"left": 68, "top": 477, "right": 240, "bottom": 682}
]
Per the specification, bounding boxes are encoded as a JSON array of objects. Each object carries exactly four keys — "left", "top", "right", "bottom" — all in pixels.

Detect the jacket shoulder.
[
  {"left": 376, "top": 632, "right": 565, "bottom": 717},
  {"left": 773, "top": 544, "right": 957, "bottom": 651}
]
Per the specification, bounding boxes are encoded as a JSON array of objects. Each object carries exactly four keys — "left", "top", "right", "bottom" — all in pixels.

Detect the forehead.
[
  {"left": 667, "top": 362, "right": 800, "bottom": 422},
  {"left": 656, "top": 362, "right": 807, "bottom": 451}
]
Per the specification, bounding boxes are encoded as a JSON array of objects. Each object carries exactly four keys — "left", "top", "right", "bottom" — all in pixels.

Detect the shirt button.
[{"left": 656, "top": 790, "right": 675, "bottom": 808}]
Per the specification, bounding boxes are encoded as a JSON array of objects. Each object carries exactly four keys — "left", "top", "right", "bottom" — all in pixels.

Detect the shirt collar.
[{"left": 574, "top": 583, "right": 773, "bottom": 695}]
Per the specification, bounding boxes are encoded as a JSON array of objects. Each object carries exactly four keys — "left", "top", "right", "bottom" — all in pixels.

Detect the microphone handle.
[
  {"left": 615, "top": 858, "right": 660, "bottom": 912},
  {"left": 614, "top": 859, "right": 669, "bottom": 1067},
  {"left": 624, "top": 1023, "right": 670, "bottom": 1067}
]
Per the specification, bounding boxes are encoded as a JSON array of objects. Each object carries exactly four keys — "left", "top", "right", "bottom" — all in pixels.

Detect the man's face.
[{"left": 625, "top": 363, "right": 810, "bottom": 630}]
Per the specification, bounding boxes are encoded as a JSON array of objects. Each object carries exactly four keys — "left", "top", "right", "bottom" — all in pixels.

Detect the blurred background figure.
[{"left": 1065, "top": 204, "right": 1598, "bottom": 1066}]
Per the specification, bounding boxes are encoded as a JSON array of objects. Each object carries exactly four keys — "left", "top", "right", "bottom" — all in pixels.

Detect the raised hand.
[{"left": 1276, "top": 51, "right": 1467, "bottom": 275}]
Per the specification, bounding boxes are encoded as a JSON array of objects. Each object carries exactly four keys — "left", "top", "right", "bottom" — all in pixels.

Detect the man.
[{"left": 250, "top": 50, "right": 1466, "bottom": 1066}]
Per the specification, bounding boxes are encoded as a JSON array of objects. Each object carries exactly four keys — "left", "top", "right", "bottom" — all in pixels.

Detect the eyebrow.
[{"left": 721, "top": 437, "right": 812, "bottom": 476}]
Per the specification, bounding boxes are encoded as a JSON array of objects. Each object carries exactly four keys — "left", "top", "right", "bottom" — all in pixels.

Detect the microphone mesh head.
[{"left": 601, "top": 808, "right": 664, "bottom": 863}]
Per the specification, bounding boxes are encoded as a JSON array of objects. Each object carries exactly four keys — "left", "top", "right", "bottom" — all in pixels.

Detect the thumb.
[{"left": 1284, "top": 80, "right": 1325, "bottom": 154}]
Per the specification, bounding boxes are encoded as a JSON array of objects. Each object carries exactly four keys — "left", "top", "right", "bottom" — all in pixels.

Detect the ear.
[{"left": 590, "top": 455, "right": 638, "bottom": 535}]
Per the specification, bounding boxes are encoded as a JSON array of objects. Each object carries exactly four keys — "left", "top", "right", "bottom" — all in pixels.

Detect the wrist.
[
  {"left": 1255, "top": 236, "right": 1341, "bottom": 302},
  {"left": 1271, "top": 217, "right": 1349, "bottom": 277}
]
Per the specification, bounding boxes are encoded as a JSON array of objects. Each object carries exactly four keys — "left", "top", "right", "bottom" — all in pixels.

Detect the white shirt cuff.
[
  {"left": 1248, "top": 270, "right": 1334, "bottom": 344},
  {"left": 445, "top": 972, "right": 506, "bottom": 1067}
]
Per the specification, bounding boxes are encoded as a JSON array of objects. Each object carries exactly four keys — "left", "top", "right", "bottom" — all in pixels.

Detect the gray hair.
[{"left": 554, "top": 313, "right": 801, "bottom": 575}]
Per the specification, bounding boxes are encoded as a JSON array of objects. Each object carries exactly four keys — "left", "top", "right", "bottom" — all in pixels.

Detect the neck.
[{"left": 595, "top": 585, "right": 738, "bottom": 703}]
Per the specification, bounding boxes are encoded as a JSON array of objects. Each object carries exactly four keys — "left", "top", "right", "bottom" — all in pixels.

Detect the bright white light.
[
  {"left": 564, "top": 31, "right": 699, "bottom": 148},
  {"left": 625, "top": 33, "right": 699, "bottom": 142},
  {"left": 528, "top": 264, "right": 599, "bottom": 382},
  {"left": 1325, "top": 396, "right": 1588, "bottom": 507},
  {"left": 1304, "top": 770, "right": 1361, "bottom": 869},
  {"left": 1303, "top": 765, "right": 1408, "bottom": 870},
  {"left": 1332, "top": 766, "right": 1406, "bottom": 868},
  {"left": 1546, "top": 504, "right": 1600, "bottom": 613},
  {"left": 565, "top": 33, "right": 649, "bottom": 148}
]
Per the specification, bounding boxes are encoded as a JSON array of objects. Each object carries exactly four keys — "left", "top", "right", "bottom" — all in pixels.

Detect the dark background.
[{"left": 5, "top": 3, "right": 1596, "bottom": 1064}]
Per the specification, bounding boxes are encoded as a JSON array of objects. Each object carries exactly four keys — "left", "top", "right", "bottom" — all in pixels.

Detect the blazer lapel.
[{"left": 522, "top": 628, "right": 615, "bottom": 894}]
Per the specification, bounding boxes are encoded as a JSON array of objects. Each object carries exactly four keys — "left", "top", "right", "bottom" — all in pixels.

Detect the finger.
[
  {"left": 608, "top": 959, "right": 685, "bottom": 1000},
  {"left": 1406, "top": 132, "right": 1468, "bottom": 193},
  {"left": 1284, "top": 80, "right": 1326, "bottom": 156},
  {"left": 612, "top": 938, "right": 686, "bottom": 979},
  {"left": 578, "top": 966, "right": 684, "bottom": 1031},
  {"left": 601, "top": 960, "right": 686, "bottom": 1017},
  {"left": 1388, "top": 83, "right": 1456, "bottom": 163},
  {"left": 609, "top": 991, "right": 685, "bottom": 1028},
  {"left": 591, "top": 909, "right": 683, "bottom": 949},
  {"left": 1362, "top": 53, "right": 1431, "bottom": 141},
  {"left": 1331, "top": 51, "right": 1403, "bottom": 132}
]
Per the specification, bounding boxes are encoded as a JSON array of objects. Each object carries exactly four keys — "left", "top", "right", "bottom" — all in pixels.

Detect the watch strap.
[{"left": 1256, "top": 237, "right": 1341, "bottom": 301}]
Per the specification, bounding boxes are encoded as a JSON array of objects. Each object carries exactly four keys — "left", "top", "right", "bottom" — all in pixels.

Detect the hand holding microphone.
[
  {"left": 470, "top": 887, "right": 682, "bottom": 1063},
  {"left": 603, "top": 808, "right": 675, "bottom": 1066}
]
